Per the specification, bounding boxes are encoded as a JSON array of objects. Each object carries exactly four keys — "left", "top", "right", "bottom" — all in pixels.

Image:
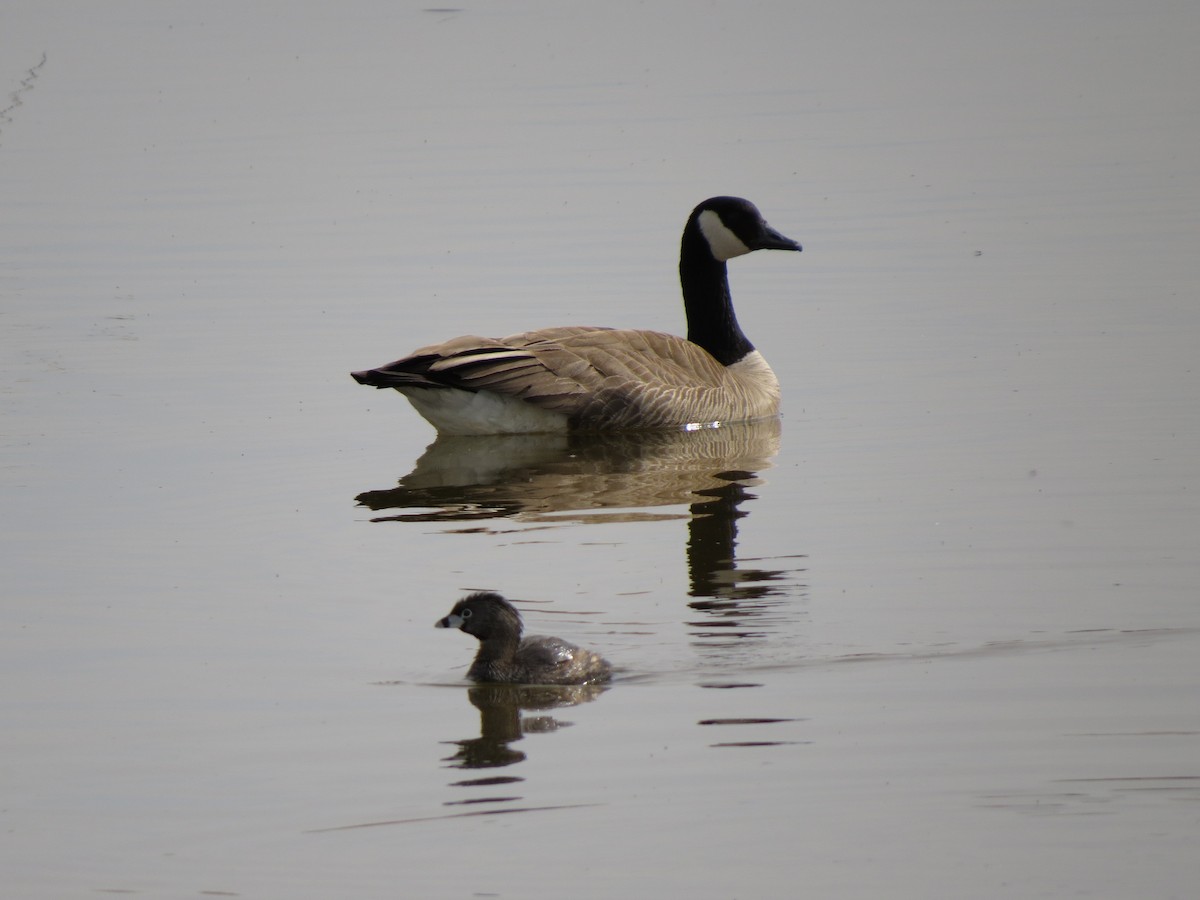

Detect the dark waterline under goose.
[
  {"left": 352, "top": 196, "right": 802, "bottom": 435},
  {"left": 435, "top": 592, "right": 613, "bottom": 686}
]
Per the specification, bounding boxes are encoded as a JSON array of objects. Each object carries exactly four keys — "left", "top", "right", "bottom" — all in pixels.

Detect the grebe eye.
[{"left": 460, "top": 608, "right": 472, "bottom": 618}]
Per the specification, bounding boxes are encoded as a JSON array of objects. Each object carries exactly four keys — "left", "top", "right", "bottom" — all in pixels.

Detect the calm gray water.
[{"left": 2, "top": 3, "right": 1198, "bottom": 897}]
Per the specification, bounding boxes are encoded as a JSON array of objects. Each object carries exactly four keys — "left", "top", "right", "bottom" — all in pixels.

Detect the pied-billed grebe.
[{"left": 435, "top": 591, "right": 612, "bottom": 685}]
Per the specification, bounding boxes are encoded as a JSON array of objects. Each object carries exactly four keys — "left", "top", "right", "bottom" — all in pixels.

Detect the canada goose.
[
  {"left": 435, "top": 592, "right": 613, "bottom": 685},
  {"left": 352, "top": 196, "right": 801, "bottom": 435}
]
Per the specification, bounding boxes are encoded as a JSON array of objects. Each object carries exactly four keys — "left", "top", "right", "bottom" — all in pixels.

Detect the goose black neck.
[{"left": 679, "top": 227, "right": 754, "bottom": 367}]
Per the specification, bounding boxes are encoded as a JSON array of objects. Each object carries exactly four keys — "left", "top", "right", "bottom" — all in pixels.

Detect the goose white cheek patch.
[{"left": 697, "top": 209, "right": 751, "bottom": 260}]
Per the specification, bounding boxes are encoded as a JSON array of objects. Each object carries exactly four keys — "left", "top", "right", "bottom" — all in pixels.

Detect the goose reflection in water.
[
  {"left": 442, "top": 684, "right": 607, "bottom": 770},
  {"left": 356, "top": 419, "right": 807, "bottom": 652},
  {"left": 357, "top": 419, "right": 779, "bottom": 518}
]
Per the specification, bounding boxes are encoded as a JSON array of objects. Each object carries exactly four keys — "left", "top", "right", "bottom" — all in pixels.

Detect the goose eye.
[{"left": 460, "top": 608, "right": 472, "bottom": 619}]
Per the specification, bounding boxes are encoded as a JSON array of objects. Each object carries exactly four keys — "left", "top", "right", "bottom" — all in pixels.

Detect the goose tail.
[{"left": 351, "top": 367, "right": 437, "bottom": 390}]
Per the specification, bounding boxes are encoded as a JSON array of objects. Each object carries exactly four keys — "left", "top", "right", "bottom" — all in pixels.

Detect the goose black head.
[{"left": 689, "top": 196, "right": 802, "bottom": 262}]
